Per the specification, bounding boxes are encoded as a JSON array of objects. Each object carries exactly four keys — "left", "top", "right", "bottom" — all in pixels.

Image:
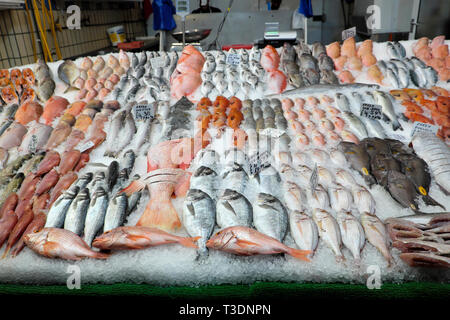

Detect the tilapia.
[{"left": 182, "top": 189, "right": 216, "bottom": 260}]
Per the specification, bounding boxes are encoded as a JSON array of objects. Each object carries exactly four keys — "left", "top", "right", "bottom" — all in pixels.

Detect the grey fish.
[
  {"left": 104, "top": 110, "right": 127, "bottom": 156},
  {"left": 387, "top": 42, "right": 401, "bottom": 59},
  {"left": 409, "top": 68, "right": 427, "bottom": 88},
  {"left": 58, "top": 60, "right": 80, "bottom": 91},
  {"left": 424, "top": 67, "right": 438, "bottom": 87},
  {"left": 255, "top": 165, "right": 281, "bottom": 195},
  {"left": 351, "top": 93, "right": 385, "bottom": 138},
  {"left": 131, "top": 53, "right": 139, "bottom": 68},
  {"left": 83, "top": 187, "right": 109, "bottom": 246},
  {"left": 201, "top": 81, "right": 214, "bottom": 97},
  {"left": 111, "top": 112, "right": 137, "bottom": 157},
  {"left": 312, "top": 42, "right": 326, "bottom": 58},
  {"left": 190, "top": 166, "right": 217, "bottom": 200},
  {"left": 45, "top": 186, "right": 79, "bottom": 228},
  {"left": 182, "top": 189, "right": 216, "bottom": 260},
  {"left": 397, "top": 68, "right": 409, "bottom": 88},
  {"left": 338, "top": 141, "right": 376, "bottom": 186},
  {"left": 386, "top": 170, "right": 420, "bottom": 211},
  {"left": 373, "top": 91, "right": 402, "bottom": 131},
  {"left": 376, "top": 60, "right": 387, "bottom": 73},
  {"left": 302, "top": 68, "right": 320, "bottom": 85},
  {"left": 64, "top": 188, "right": 91, "bottom": 236},
  {"left": 335, "top": 93, "right": 351, "bottom": 112},
  {"left": 295, "top": 40, "right": 311, "bottom": 56},
  {"left": 103, "top": 192, "right": 128, "bottom": 232},
  {"left": 121, "top": 150, "right": 136, "bottom": 175},
  {"left": 361, "top": 137, "right": 391, "bottom": 158},
  {"left": 392, "top": 41, "right": 406, "bottom": 58},
  {"left": 386, "top": 68, "right": 400, "bottom": 88},
  {"left": 410, "top": 56, "right": 426, "bottom": 69},
  {"left": 106, "top": 161, "right": 119, "bottom": 192},
  {"left": 317, "top": 53, "right": 334, "bottom": 71},
  {"left": 253, "top": 192, "right": 288, "bottom": 242},
  {"left": 124, "top": 84, "right": 140, "bottom": 103},
  {"left": 74, "top": 172, "right": 93, "bottom": 190},
  {"left": 0, "top": 154, "right": 31, "bottom": 185},
  {"left": 370, "top": 153, "right": 401, "bottom": 187},
  {"left": 320, "top": 69, "right": 339, "bottom": 84},
  {"left": 299, "top": 54, "right": 318, "bottom": 71},
  {"left": 341, "top": 111, "right": 368, "bottom": 140},
  {"left": 216, "top": 189, "right": 252, "bottom": 228},
  {"left": 36, "top": 78, "right": 55, "bottom": 102}
]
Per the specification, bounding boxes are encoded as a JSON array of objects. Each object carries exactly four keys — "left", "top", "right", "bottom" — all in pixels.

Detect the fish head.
[
  {"left": 206, "top": 229, "right": 235, "bottom": 249},
  {"left": 92, "top": 229, "right": 124, "bottom": 249},
  {"left": 24, "top": 228, "right": 49, "bottom": 250}
]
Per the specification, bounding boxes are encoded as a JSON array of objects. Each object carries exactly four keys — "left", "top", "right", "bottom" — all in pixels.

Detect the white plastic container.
[{"left": 107, "top": 25, "right": 126, "bottom": 46}]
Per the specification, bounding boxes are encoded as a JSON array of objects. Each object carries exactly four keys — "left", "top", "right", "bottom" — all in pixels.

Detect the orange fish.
[
  {"left": 58, "top": 150, "right": 81, "bottom": 175},
  {"left": 170, "top": 73, "right": 202, "bottom": 101},
  {"left": 333, "top": 56, "right": 347, "bottom": 71},
  {"left": 357, "top": 39, "right": 373, "bottom": 57},
  {"left": 66, "top": 101, "right": 87, "bottom": 117},
  {"left": 227, "top": 109, "right": 243, "bottom": 129},
  {"left": 0, "top": 193, "right": 18, "bottom": 219},
  {"left": 35, "top": 169, "right": 59, "bottom": 196},
  {"left": 92, "top": 226, "right": 199, "bottom": 250},
  {"left": 2, "top": 205, "right": 33, "bottom": 257},
  {"left": 404, "top": 112, "right": 434, "bottom": 124},
  {"left": 326, "top": 42, "right": 340, "bottom": 59},
  {"left": 19, "top": 86, "right": 35, "bottom": 105},
  {"left": 122, "top": 168, "right": 191, "bottom": 231},
  {"left": 74, "top": 153, "right": 89, "bottom": 172},
  {"left": 436, "top": 96, "right": 449, "bottom": 115},
  {"left": 14, "top": 101, "right": 43, "bottom": 125},
  {"left": 44, "top": 121, "right": 72, "bottom": 150},
  {"left": 390, "top": 90, "right": 411, "bottom": 102},
  {"left": 341, "top": 37, "right": 357, "bottom": 57},
  {"left": 47, "top": 172, "right": 78, "bottom": 208},
  {"left": 420, "top": 99, "right": 438, "bottom": 113},
  {"left": 24, "top": 227, "right": 109, "bottom": 260},
  {"left": 9, "top": 69, "right": 21, "bottom": 83},
  {"left": 367, "top": 65, "right": 383, "bottom": 85},
  {"left": 35, "top": 151, "right": 61, "bottom": 176},
  {"left": 338, "top": 70, "right": 354, "bottom": 84},
  {"left": 361, "top": 53, "right": 377, "bottom": 67},
  {"left": 267, "top": 70, "right": 287, "bottom": 94},
  {"left": 41, "top": 96, "right": 70, "bottom": 125},
  {"left": 73, "top": 114, "right": 93, "bottom": 132},
  {"left": 32, "top": 193, "right": 49, "bottom": 215},
  {"left": 431, "top": 111, "right": 449, "bottom": 127},
  {"left": 197, "top": 97, "right": 212, "bottom": 110},
  {"left": 10, "top": 211, "right": 46, "bottom": 257},
  {"left": 64, "top": 129, "right": 85, "bottom": 152},
  {"left": 175, "top": 45, "right": 205, "bottom": 74},
  {"left": 0, "top": 210, "right": 17, "bottom": 249},
  {"left": 260, "top": 45, "right": 280, "bottom": 71},
  {"left": 403, "top": 88, "right": 424, "bottom": 102},
  {"left": 146, "top": 138, "right": 197, "bottom": 172},
  {"left": 401, "top": 101, "right": 423, "bottom": 114},
  {"left": 348, "top": 56, "right": 362, "bottom": 71},
  {"left": 206, "top": 226, "right": 311, "bottom": 261},
  {"left": 0, "top": 69, "right": 9, "bottom": 79}
]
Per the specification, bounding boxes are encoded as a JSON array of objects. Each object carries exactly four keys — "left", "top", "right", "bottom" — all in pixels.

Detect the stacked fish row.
[
  {"left": 45, "top": 151, "right": 139, "bottom": 246},
  {"left": 201, "top": 48, "right": 265, "bottom": 98},
  {"left": 413, "top": 35, "right": 449, "bottom": 82},
  {"left": 0, "top": 66, "right": 42, "bottom": 107},
  {"left": 113, "top": 50, "right": 178, "bottom": 103}
]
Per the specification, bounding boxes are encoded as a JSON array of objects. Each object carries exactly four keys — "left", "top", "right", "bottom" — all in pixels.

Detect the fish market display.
[{"left": 0, "top": 37, "right": 449, "bottom": 289}]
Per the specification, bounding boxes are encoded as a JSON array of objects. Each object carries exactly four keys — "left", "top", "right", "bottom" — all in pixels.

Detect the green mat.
[{"left": 1, "top": 282, "right": 449, "bottom": 300}]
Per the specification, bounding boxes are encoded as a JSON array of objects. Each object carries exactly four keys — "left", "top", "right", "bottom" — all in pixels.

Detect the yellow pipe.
[
  {"left": 24, "top": 0, "right": 37, "bottom": 62},
  {"left": 47, "top": 0, "right": 62, "bottom": 59},
  {"left": 41, "top": 0, "right": 61, "bottom": 60},
  {"left": 31, "top": 0, "right": 52, "bottom": 62}
]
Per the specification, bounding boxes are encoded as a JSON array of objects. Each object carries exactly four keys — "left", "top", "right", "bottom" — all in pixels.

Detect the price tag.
[
  {"left": 78, "top": 141, "right": 94, "bottom": 153},
  {"left": 134, "top": 104, "right": 154, "bottom": 121},
  {"left": 226, "top": 53, "right": 241, "bottom": 66},
  {"left": 391, "top": 133, "right": 408, "bottom": 143},
  {"left": 249, "top": 151, "right": 271, "bottom": 176},
  {"left": 150, "top": 57, "right": 165, "bottom": 69},
  {"left": 176, "top": 0, "right": 189, "bottom": 18},
  {"left": 360, "top": 103, "right": 382, "bottom": 120},
  {"left": 309, "top": 163, "right": 318, "bottom": 191},
  {"left": 28, "top": 134, "right": 38, "bottom": 154},
  {"left": 342, "top": 26, "right": 356, "bottom": 40},
  {"left": 411, "top": 121, "right": 439, "bottom": 138}
]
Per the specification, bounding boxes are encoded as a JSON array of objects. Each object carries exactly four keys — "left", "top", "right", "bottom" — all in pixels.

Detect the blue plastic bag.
[
  {"left": 298, "top": 0, "right": 313, "bottom": 18},
  {"left": 152, "top": 0, "right": 177, "bottom": 31}
]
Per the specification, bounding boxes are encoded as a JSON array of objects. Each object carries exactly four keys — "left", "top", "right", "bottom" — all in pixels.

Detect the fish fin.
[
  {"left": 179, "top": 163, "right": 190, "bottom": 170},
  {"left": 173, "top": 172, "right": 191, "bottom": 197},
  {"left": 121, "top": 180, "right": 145, "bottom": 196},
  {"left": 422, "top": 194, "right": 446, "bottom": 210},
  {"left": 235, "top": 239, "right": 258, "bottom": 248},
  {"left": 178, "top": 236, "right": 200, "bottom": 249},
  {"left": 89, "top": 251, "right": 110, "bottom": 259},
  {"left": 392, "top": 120, "right": 403, "bottom": 131},
  {"left": 42, "top": 241, "right": 60, "bottom": 256},
  {"left": 287, "top": 248, "right": 312, "bottom": 262},
  {"left": 136, "top": 198, "right": 181, "bottom": 231}
]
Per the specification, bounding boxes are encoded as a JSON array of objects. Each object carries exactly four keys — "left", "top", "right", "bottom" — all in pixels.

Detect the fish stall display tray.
[{"left": 0, "top": 37, "right": 449, "bottom": 288}]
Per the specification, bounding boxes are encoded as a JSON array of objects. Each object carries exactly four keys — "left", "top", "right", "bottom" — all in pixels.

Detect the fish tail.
[
  {"left": 136, "top": 198, "right": 182, "bottom": 231},
  {"left": 178, "top": 236, "right": 200, "bottom": 249},
  {"left": 287, "top": 248, "right": 312, "bottom": 262},
  {"left": 1, "top": 246, "right": 11, "bottom": 259},
  {"left": 89, "top": 251, "right": 110, "bottom": 259},
  {"left": 120, "top": 180, "right": 145, "bottom": 197},
  {"left": 392, "top": 120, "right": 403, "bottom": 131},
  {"left": 422, "top": 194, "right": 446, "bottom": 210}
]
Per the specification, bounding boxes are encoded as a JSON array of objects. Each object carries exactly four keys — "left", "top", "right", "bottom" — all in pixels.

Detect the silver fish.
[
  {"left": 190, "top": 166, "right": 217, "bottom": 200},
  {"left": 112, "top": 112, "right": 137, "bottom": 157},
  {"left": 329, "top": 184, "right": 353, "bottom": 212},
  {"left": 351, "top": 92, "right": 386, "bottom": 138},
  {"left": 104, "top": 110, "right": 126, "bottom": 156},
  {"left": 335, "top": 92, "right": 351, "bottom": 112},
  {"left": 313, "top": 208, "right": 343, "bottom": 260},
  {"left": 373, "top": 91, "right": 402, "bottom": 131},
  {"left": 45, "top": 187, "right": 79, "bottom": 228},
  {"left": 216, "top": 189, "right": 252, "bottom": 228},
  {"left": 103, "top": 192, "right": 128, "bottom": 232},
  {"left": 64, "top": 188, "right": 91, "bottom": 236},
  {"left": 386, "top": 68, "right": 400, "bottom": 88},
  {"left": 83, "top": 187, "right": 109, "bottom": 246},
  {"left": 341, "top": 111, "right": 368, "bottom": 140},
  {"left": 289, "top": 211, "right": 319, "bottom": 254},
  {"left": 352, "top": 185, "right": 376, "bottom": 214},
  {"left": 253, "top": 192, "right": 288, "bottom": 242},
  {"left": 127, "top": 174, "right": 142, "bottom": 214},
  {"left": 283, "top": 181, "right": 307, "bottom": 211},
  {"left": 360, "top": 212, "right": 392, "bottom": 265},
  {"left": 337, "top": 210, "right": 365, "bottom": 260},
  {"left": 221, "top": 163, "right": 248, "bottom": 194},
  {"left": 182, "top": 189, "right": 216, "bottom": 260},
  {"left": 74, "top": 173, "right": 93, "bottom": 190},
  {"left": 201, "top": 81, "right": 214, "bottom": 97},
  {"left": 308, "top": 184, "right": 330, "bottom": 210}
]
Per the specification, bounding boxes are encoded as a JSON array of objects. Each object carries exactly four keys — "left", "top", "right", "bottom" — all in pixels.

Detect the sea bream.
[
  {"left": 312, "top": 208, "right": 344, "bottom": 261},
  {"left": 182, "top": 188, "right": 216, "bottom": 260},
  {"left": 360, "top": 212, "right": 392, "bottom": 266},
  {"left": 289, "top": 211, "right": 319, "bottom": 256},
  {"left": 253, "top": 193, "right": 288, "bottom": 242},
  {"left": 336, "top": 210, "right": 365, "bottom": 261}
]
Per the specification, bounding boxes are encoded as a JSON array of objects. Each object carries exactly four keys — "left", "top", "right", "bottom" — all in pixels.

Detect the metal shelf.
[{"left": 0, "top": 0, "right": 24, "bottom": 10}]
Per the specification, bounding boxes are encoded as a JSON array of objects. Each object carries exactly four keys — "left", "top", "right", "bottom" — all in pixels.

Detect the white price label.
[
  {"left": 411, "top": 121, "right": 439, "bottom": 138},
  {"left": 226, "top": 53, "right": 241, "bottom": 66},
  {"left": 78, "top": 141, "right": 94, "bottom": 153},
  {"left": 134, "top": 104, "right": 154, "bottom": 121},
  {"left": 360, "top": 103, "right": 382, "bottom": 120},
  {"left": 391, "top": 133, "right": 408, "bottom": 143},
  {"left": 342, "top": 26, "right": 356, "bottom": 40},
  {"left": 249, "top": 151, "right": 271, "bottom": 176},
  {"left": 310, "top": 163, "right": 318, "bottom": 190}
]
